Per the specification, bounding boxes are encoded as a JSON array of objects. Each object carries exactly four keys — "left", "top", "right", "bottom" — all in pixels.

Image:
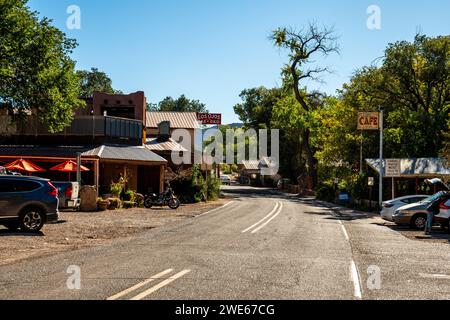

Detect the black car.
[{"left": 0, "top": 175, "right": 59, "bottom": 232}]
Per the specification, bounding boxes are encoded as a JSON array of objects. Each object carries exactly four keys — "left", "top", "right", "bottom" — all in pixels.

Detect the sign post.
[
  {"left": 385, "top": 159, "right": 401, "bottom": 200},
  {"left": 379, "top": 107, "right": 384, "bottom": 207},
  {"left": 357, "top": 110, "right": 382, "bottom": 206}
]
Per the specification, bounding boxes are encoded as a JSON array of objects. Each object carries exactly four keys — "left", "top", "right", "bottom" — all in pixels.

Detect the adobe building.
[{"left": 0, "top": 91, "right": 166, "bottom": 196}]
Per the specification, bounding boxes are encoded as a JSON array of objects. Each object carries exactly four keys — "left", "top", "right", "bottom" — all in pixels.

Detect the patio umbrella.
[
  {"left": 50, "top": 160, "right": 90, "bottom": 181},
  {"left": 4, "top": 159, "right": 46, "bottom": 174}
]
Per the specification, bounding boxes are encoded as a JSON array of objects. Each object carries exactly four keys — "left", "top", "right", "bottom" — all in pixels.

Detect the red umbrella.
[
  {"left": 4, "top": 159, "right": 46, "bottom": 174},
  {"left": 50, "top": 160, "right": 90, "bottom": 181}
]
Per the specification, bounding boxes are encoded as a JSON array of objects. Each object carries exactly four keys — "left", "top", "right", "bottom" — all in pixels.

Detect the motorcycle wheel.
[
  {"left": 144, "top": 198, "right": 153, "bottom": 209},
  {"left": 168, "top": 198, "right": 180, "bottom": 210}
]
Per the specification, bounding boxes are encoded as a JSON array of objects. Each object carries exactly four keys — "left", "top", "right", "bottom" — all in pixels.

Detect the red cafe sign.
[
  {"left": 357, "top": 112, "right": 380, "bottom": 130},
  {"left": 197, "top": 113, "right": 222, "bottom": 125}
]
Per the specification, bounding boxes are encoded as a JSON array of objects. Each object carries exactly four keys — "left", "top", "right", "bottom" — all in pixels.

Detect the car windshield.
[{"left": 420, "top": 191, "right": 446, "bottom": 203}]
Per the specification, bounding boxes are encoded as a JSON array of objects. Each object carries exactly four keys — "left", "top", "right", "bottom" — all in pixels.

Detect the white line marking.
[
  {"left": 242, "top": 202, "right": 280, "bottom": 233},
  {"left": 340, "top": 224, "right": 350, "bottom": 242},
  {"left": 420, "top": 273, "right": 450, "bottom": 280},
  {"left": 350, "top": 261, "right": 362, "bottom": 300},
  {"left": 337, "top": 218, "right": 363, "bottom": 299},
  {"left": 107, "top": 269, "right": 174, "bottom": 300},
  {"left": 196, "top": 201, "right": 235, "bottom": 218},
  {"left": 130, "top": 270, "right": 191, "bottom": 300},
  {"left": 251, "top": 202, "right": 284, "bottom": 234}
]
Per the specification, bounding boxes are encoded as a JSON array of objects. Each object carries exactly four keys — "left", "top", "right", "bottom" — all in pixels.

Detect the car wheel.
[
  {"left": 19, "top": 208, "right": 45, "bottom": 233},
  {"left": 410, "top": 214, "right": 427, "bottom": 230}
]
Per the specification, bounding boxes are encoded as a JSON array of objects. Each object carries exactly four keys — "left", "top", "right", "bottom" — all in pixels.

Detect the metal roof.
[
  {"left": 366, "top": 158, "right": 450, "bottom": 177},
  {"left": 145, "top": 138, "right": 188, "bottom": 152},
  {"left": 0, "top": 145, "right": 167, "bottom": 164},
  {"left": 83, "top": 145, "right": 167, "bottom": 163},
  {"left": 241, "top": 160, "right": 260, "bottom": 171},
  {"left": 146, "top": 112, "right": 201, "bottom": 129}
]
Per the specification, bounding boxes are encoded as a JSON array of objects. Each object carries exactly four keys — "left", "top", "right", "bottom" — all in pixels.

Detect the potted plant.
[
  {"left": 107, "top": 198, "right": 122, "bottom": 210},
  {"left": 97, "top": 198, "right": 110, "bottom": 211}
]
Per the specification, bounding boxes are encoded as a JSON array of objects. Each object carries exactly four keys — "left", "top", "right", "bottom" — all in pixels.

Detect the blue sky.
[{"left": 28, "top": 0, "right": 450, "bottom": 124}]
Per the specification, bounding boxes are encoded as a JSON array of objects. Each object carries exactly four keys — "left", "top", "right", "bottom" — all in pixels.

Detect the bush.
[
  {"left": 206, "top": 176, "right": 221, "bottom": 201},
  {"left": 107, "top": 198, "right": 122, "bottom": 210},
  {"left": 316, "top": 184, "right": 336, "bottom": 202}
]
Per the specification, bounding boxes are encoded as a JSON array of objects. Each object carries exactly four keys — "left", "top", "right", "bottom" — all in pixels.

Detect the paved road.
[{"left": 1, "top": 186, "right": 450, "bottom": 300}]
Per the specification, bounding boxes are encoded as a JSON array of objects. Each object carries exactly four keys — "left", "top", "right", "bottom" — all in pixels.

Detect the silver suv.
[{"left": 0, "top": 176, "right": 59, "bottom": 232}]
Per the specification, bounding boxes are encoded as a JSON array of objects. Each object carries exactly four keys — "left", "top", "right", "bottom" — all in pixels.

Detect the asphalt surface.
[{"left": 1, "top": 186, "right": 450, "bottom": 300}]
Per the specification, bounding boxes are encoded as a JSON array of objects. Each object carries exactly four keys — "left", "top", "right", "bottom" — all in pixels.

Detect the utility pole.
[
  {"left": 360, "top": 131, "right": 363, "bottom": 175},
  {"left": 379, "top": 106, "right": 384, "bottom": 207}
]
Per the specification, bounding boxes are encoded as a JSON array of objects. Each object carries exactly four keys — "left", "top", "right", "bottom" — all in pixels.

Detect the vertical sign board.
[
  {"left": 357, "top": 112, "right": 380, "bottom": 130},
  {"left": 385, "top": 159, "right": 401, "bottom": 178}
]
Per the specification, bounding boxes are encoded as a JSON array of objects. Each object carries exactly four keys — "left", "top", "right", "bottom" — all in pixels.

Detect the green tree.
[
  {"left": 0, "top": 0, "right": 85, "bottom": 132},
  {"left": 342, "top": 34, "right": 450, "bottom": 158},
  {"left": 76, "top": 68, "right": 117, "bottom": 97},
  {"left": 233, "top": 87, "right": 284, "bottom": 129},
  {"left": 271, "top": 24, "right": 339, "bottom": 189},
  {"left": 157, "top": 95, "right": 208, "bottom": 113}
]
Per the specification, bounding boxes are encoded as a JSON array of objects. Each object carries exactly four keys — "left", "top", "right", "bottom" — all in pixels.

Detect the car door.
[
  {"left": 0, "top": 179, "right": 22, "bottom": 218},
  {"left": 438, "top": 197, "right": 450, "bottom": 219}
]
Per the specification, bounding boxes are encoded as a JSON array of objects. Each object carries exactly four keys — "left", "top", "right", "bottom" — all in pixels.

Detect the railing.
[{"left": 0, "top": 115, "right": 143, "bottom": 145}]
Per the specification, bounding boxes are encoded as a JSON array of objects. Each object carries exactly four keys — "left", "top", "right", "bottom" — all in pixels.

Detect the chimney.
[{"left": 157, "top": 121, "right": 170, "bottom": 142}]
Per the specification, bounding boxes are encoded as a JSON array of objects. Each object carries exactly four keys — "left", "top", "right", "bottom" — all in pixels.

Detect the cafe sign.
[{"left": 358, "top": 112, "right": 380, "bottom": 130}]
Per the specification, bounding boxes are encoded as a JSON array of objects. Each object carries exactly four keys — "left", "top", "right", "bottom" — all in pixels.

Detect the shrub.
[
  {"left": 316, "top": 184, "right": 336, "bottom": 202},
  {"left": 107, "top": 198, "right": 122, "bottom": 210},
  {"left": 206, "top": 176, "right": 221, "bottom": 201}
]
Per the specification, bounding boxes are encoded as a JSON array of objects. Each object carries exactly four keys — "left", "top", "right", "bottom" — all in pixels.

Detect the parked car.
[
  {"left": 432, "top": 194, "right": 450, "bottom": 230},
  {"left": 392, "top": 191, "right": 449, "bottom": 229},
  {"left": 0, "top": 175, "right": 59, "bottom": 232},
  {"left": 381, "top": 195, "right": 429, "bottom": 222},
  {"left": 53, "top": 181, "right": 80, "bottom": 210},
  {"left": 220, "top": 175, "right": 231, "bottom": 185}
]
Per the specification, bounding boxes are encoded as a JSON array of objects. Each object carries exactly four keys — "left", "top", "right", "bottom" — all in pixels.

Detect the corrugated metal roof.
[
  {"left": 87, "top": 145, "right": 167, "bottom": 163},
  {"left": 0, "top": 145, "right": 167, "bottom": 164},
  {"left": 146, "top": 112, "right": 201, "bottom": 129},
  {"left": 145, "top": 138, "right": 188, "bottom": 152},
  {"left": 241, "top": 160, "right": 260, "bottom": 170},
  {"left": 366, "top": 158, "right": 450, "bottom": 176}
]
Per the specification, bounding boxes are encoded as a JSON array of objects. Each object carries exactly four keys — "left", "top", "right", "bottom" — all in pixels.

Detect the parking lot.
[{"left": 0, "top": 200, "right": 227, "bottom": 266}]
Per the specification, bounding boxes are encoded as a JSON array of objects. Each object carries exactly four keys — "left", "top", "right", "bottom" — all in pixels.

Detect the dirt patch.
[
  {"left": 0, "top": 200, "right": 228, "bottom": 266},
  {"left": 383, "top": 223, "right": 450, "bottom": 244}
]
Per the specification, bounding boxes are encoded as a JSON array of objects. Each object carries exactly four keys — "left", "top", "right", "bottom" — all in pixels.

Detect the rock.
[{"left": 80, "top": 186, "right": 98, "bottom": 212}]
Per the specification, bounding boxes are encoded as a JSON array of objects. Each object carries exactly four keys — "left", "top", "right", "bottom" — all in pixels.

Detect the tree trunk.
[{"left": 302, "top": 129, "right": 318, "bottom": 190}]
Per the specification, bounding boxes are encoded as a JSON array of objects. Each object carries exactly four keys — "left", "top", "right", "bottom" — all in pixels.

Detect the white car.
[
  {"left": 220, "top": 175, "right": 231, "bottom": 185},
  {"left": 381, "top": 195, "right": 429, "bottom": 221}
]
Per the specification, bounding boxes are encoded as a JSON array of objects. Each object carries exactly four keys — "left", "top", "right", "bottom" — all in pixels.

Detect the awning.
[
  {"left": 0, "top": 145, "right": 167, "bottom": 165},
  {"left": 366, "top": 158, "right": 450, "bottom": 177},
  {"left": 145, "top": 138, "right": 188, "bottom": 152}
]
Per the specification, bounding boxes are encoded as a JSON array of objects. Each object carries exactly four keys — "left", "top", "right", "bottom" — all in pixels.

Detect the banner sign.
[
  {"left": 197, "top": 113, "right": 222, "bottom": 125},
  {"left": 358, "top": 112, "right": 380, "bottom": 130}
]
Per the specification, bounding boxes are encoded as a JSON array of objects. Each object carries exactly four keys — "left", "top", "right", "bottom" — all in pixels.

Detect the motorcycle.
[{"left": 144, "top": 187, "right": 180, "bottom": 210}]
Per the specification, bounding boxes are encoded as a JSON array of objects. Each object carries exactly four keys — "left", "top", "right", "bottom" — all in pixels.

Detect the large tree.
[
  {"left": 233, "top": 87, "right": 284, "bottom": 129},
  {"left": 153, "top": 95, "right": 208, "bottom": 113},
  {"left": 271, "top": 24, "right": 339, "bottom": 189},
  {"left": 0, "top": 0, "right": 84, "bottom": 132},
  {"left": 76, "top": 68, "right": 117, "bottom": 97},
  {"left": 342, "top": 34, "right": 450, "bottom": 158}
]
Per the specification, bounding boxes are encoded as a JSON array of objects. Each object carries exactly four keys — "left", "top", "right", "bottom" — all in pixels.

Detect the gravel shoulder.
[{"left": 0, "top": 199, "right": 228, "bottom": 266}]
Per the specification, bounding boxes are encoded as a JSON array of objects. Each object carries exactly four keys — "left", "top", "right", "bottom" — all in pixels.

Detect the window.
[{"left": 0, "top": 179, "right": 41, "bottom": 193}]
